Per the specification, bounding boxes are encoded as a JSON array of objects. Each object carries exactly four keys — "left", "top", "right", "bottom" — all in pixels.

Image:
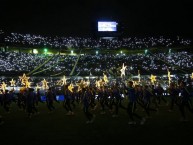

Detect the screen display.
[
  {"left": 40, "top": 96, "right": 46, "bottom": 102},
  {"left": 41, "top": 95, "right": 65, "bottom": 101},
  {"left": 56, "top": 95, "right": 65, "bottom": 101},
  {"left": 98, "top": 21, "right": 118, "bottom": 32}
]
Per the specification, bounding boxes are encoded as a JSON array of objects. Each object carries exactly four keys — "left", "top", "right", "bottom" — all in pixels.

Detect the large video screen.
[{"left": 98, "top": 21, "right": 118, "bottom": 32}]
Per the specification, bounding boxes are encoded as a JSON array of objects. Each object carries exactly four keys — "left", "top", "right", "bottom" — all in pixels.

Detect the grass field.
[{"left": 1, "top": 100, "right": 193, "bottom": 145}]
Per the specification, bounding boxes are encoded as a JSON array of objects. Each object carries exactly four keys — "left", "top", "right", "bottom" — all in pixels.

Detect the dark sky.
[{"left": 1, "top": 0, "right": 193, "bottom": 37}]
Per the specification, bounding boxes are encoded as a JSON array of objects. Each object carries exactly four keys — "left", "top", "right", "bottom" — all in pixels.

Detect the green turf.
[{"left": 0, "top": 100, "right": 193, "bottom": 145}]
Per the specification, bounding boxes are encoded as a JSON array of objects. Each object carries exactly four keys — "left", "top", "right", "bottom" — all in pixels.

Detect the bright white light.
[
  {"left": 98, "top": 21, "right": 118, "bottom": 32},
  {"left": 33, "top": 49, "right": 38, "bottom": 54}
]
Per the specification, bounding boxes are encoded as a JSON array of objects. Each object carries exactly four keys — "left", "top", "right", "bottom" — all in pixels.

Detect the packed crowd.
[
  {"left": 0, "top": 51, "right": 192, "bottom": 76},
  {"left": 1, "top": 30, "right": 193, "bottom": 126},
  {"left": 0, "top": 51, "right": 75, "bottom": 76},
  {"left": 0, "top": 30, "right": 192, "bottom": 49},
  {"left": 76, "top": 51, "right": 193, "bottom": 76}
]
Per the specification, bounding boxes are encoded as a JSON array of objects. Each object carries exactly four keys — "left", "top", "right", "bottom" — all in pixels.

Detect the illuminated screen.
[
  {"left": 41, "top": 95, "right": 65, "bottom": 101},
  {"left": 40, "top": 96, "right": 46, "bottom": 102},
  {"left": 98, "top": 21, "right": 118, "bottom": 32},
  {"left": 56, "top": 95, "right": 65, "bottom": 101}
]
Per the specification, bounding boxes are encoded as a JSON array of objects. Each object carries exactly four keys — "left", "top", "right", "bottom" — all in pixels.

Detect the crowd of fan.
[
  {"left": 0, "top": 51, "right": 77, "bottom": 76},
  {"left": 0, "top": 29, "right": 193, "bottom": 77},
  {"left": 0, "top": 50, "right": 192, "bottom": 77},
  {"left": 1, "top": 30, "right": 193, "bottom": 126},
  {"left": 0, "top": 30, "right": 192, "bottom": 49},
  {"left": 76, "top": 51, "right": 193, "bottom": 76}
]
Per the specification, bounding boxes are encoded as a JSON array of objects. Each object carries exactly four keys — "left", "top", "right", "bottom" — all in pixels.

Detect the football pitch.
[{"left": 0, "top": 100, "right": 193, "bottom": 145}]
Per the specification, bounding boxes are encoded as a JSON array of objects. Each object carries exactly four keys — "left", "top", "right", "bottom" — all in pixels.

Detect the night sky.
[{"left": 1, "top": 0, "right": 193, "bottom": 37}]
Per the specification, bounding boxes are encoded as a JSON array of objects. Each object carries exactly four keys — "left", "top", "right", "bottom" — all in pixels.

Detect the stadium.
[
  {"left": 1, "top": 1, "right": 193, "bottom": 145},
  {"left": 0, "top": 28, "right": 193, "bottom": 87}
]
